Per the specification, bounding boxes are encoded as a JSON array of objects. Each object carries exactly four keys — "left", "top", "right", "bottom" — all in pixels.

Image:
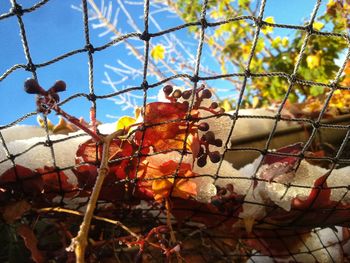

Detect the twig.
[
  {"left": 66, "top": 129, "right": 124, "bottom": 262},
  {"left": 37, "top": 207, "right": 140, "bottom": 239},
  {"left": 165, "top": 199, "right": 182, "bottom": 262}
]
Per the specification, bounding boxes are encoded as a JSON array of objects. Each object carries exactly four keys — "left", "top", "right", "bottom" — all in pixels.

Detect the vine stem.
[
  {"left": 166, "top": 199, "right": 183, "bottom": 262},
  {"left": 66, "top": 129, "right": 124, "bottom": 262},
  {"left": 37, "top": 207, "right": 139, "bottom": 239}
]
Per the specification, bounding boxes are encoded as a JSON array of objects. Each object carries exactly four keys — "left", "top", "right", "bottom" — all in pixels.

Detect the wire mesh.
[{"left": 0, "top": 0, "right": 350, "bottom": 262}]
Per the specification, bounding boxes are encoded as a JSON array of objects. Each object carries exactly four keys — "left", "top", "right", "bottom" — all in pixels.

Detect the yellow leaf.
[
  {"left": 313, "top": 21, "right": 324, "bottom": 31},
  {"left": 150, "top": 44, "right": 165, "bottom": 62},
  {"left": 261, "top": 16, "right": 275, "bottom": 34},
  {"left": 240, "top": 43, "right": 251, "bottom": 60},
  {"left": 116, "top": 116, "right": 136, "bottom": 131},
  {"left": 221, "top": 99, "right": 232, "bottom": 112},
  {"left": 281, "top": 37, "right": 289, "bottom": 48},
  {"left": 53, "top": 117, "right": 75, "bottom": 134},
  {"left": 306, "top": 54, "right": 320, "bottom": 69},
  {"left": 271, "top": 36, "right": 281, "bottom": 49},
  {"left": 36, "top": 116, "right": 54, "bottom": 131},
  {"left": 252, "top": 96, "right": 260, "bottom": 108}
]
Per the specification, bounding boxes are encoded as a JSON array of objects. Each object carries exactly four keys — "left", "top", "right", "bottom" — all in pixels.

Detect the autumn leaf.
[
  {"left": 313, "top": 21, "right": 324, "bottom": 31},
  {"left": 306, "top": 54, "right": 321, "bottom": 69},
  {"left": 138, "top": 159, "right": 197, "bottom": 202},
  {"left": 0, "top": 165, "right": 43, "bottom": 197},
  {"left": 74, "top": 138, "right": 147, "bottom": 202},
  {"left": 151, "top": 44, "right": 165, "bottom": 62},
  {"left": 116, "top": 116, "right": 136, "bottom": 131},
  {"left": 135, "top": 102, "right": 199, "bottom": 153},
  {"left": 261, "top": 16, "right": 275, "bottom": 34},
  {"left": 36, "top": 166, "right": 77, "bottom": 199}
]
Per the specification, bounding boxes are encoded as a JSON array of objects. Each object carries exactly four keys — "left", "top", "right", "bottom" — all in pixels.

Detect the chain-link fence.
[{"left": 0, "top": 0, "right": 350, "bottom": 262}]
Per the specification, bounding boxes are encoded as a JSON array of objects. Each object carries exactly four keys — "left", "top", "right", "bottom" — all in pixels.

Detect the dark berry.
[
  {"left": 50, "top": 80, "right": 66, "bottom": 93},
  {"left": 210, "top": 102, "right": 219, "bottom": 109},
  {"left": 213, "top": 139, "right": 223, "bottom": 147},
  {"left": 209, "top": 151, "right": 221, "bottom": 163},
  {"left": 24, "top": 79, "right": 45, "bottom": 95},
  {"left": 182, "top": 101, "right": 189, "bottom": 109},
  {"left": 198, "top": 122, "right": 209, "bottom": 131},
  {"left": 218, "top": 108, "right": 225, "bottom": 114},
  {"left": 201, "top": 89, "right": 212, "bottom": 99},
  {"left": 182, "top": 90, "right": 192, "bottom": 99},
  {"left": 204, "top": 131, "right": 215, "bottom": 144},
  {"left": 197, "top": 155, "right": 207, "bottom": 167},
  {"left": 163, "top": 85, "right": 173, "bottom": 95},
  {"left": 172, "top": 89, "right": 182, "bottom": 98}
]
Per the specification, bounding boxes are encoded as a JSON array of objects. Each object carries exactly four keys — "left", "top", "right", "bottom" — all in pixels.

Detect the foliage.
[{"left": 172, "top": 0, "right": 349, "bottom": 109}]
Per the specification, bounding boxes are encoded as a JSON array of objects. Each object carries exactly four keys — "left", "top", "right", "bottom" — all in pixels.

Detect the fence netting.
[{"left": 0, "top": 0, "right": 350, "bottom": 262}]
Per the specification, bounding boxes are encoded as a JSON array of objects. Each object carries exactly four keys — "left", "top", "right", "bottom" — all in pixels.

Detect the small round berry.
[
  {"left": 204, "top": 131, "right": 215, "bottom": 144},
  {"left": 198, "top": 122, "right": 209, "bottom": 131},
  {"left": 218, "top": 108, "right": 225, "bottom": 114},
  {"left": 182, "top": 90, "right": 192, "bottom": 99},
  {"left": 50, "top": 80, "right": 66, "bottom": 93},
  {"left": 210, "top": 102, "right": 219, "bottom": 109},
  {"left": 213, "top": 139, "right": 223, "bottom": 147},
  {"left": 172, "top": 89, "right": 182, "bottom": 98},
  {"left": 182, "top": 101, "right": 189, "bottom": 109},
  {"left": 24, "top": 79, "right": 45, "bottom": 95},
  {"left": 197, "top": 155, "right": 207, "bottom": 167},
  {"left": 209, "top": 151, "right": 221, "bottom": 163},
  {"left": 163, "top": 85, "right": 173, "bottom": 95},
  {"left": 201, "top": 89, "right": 212, "bottom": 99}
]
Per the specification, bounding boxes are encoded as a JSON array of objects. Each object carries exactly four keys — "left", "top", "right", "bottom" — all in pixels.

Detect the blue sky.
[{"left": 0, "top": 0, "right": 327, "bottom": 127}]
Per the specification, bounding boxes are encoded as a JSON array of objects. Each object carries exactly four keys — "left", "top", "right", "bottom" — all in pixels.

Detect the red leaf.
[
  {"left": 263, "top": 143, "right": 303, "bottom": 166},
  {"left": 17, "top": 224, "right": 45, "bottom": 263},
  {"left": 135, "top": 102, "right": 199, "bottom": 152},
  {"left": 259, "top": 143, "right": 303, "bottom": 182},
  {"left": 0, "top": 165, "right": 43, "bottom": 196},
  {"left": 292, "top": 173, "right": 331, "bottom": 210},
  {"left": 74, "top": 138, "right": 146, "bottom": 202},
  {"left": 36, "top": 166, "right": 77, "bottom": 199}
]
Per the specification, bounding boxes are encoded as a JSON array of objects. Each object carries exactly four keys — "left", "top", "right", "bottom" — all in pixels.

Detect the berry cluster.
[
  {"left": 24, "top": 79, "right": 66, "bottom": 114},
  {"left": 162, "top": 84, "right": 225, "bottom": 167}
]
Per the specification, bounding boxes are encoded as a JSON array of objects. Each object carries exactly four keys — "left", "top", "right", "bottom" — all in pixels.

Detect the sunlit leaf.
[
  {"left": 313, "top": 21, "right": 324, "bottom": 31},
  {"left": 306, "top": 54, "right": 321, "bottom": 69},
  {"left": 261, "top": 16, "right": 275, "bottom": 34},
  {"left": 116, "top": 116, "right": 136, "bottom": 131},
  {"left": 151, "top": 44, "right": 165, "bottom": 62}
]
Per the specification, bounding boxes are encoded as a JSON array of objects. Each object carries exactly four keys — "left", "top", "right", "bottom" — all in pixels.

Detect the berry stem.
[{"left": 53, "top": 105, "right": 102, "bottom": 142}]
